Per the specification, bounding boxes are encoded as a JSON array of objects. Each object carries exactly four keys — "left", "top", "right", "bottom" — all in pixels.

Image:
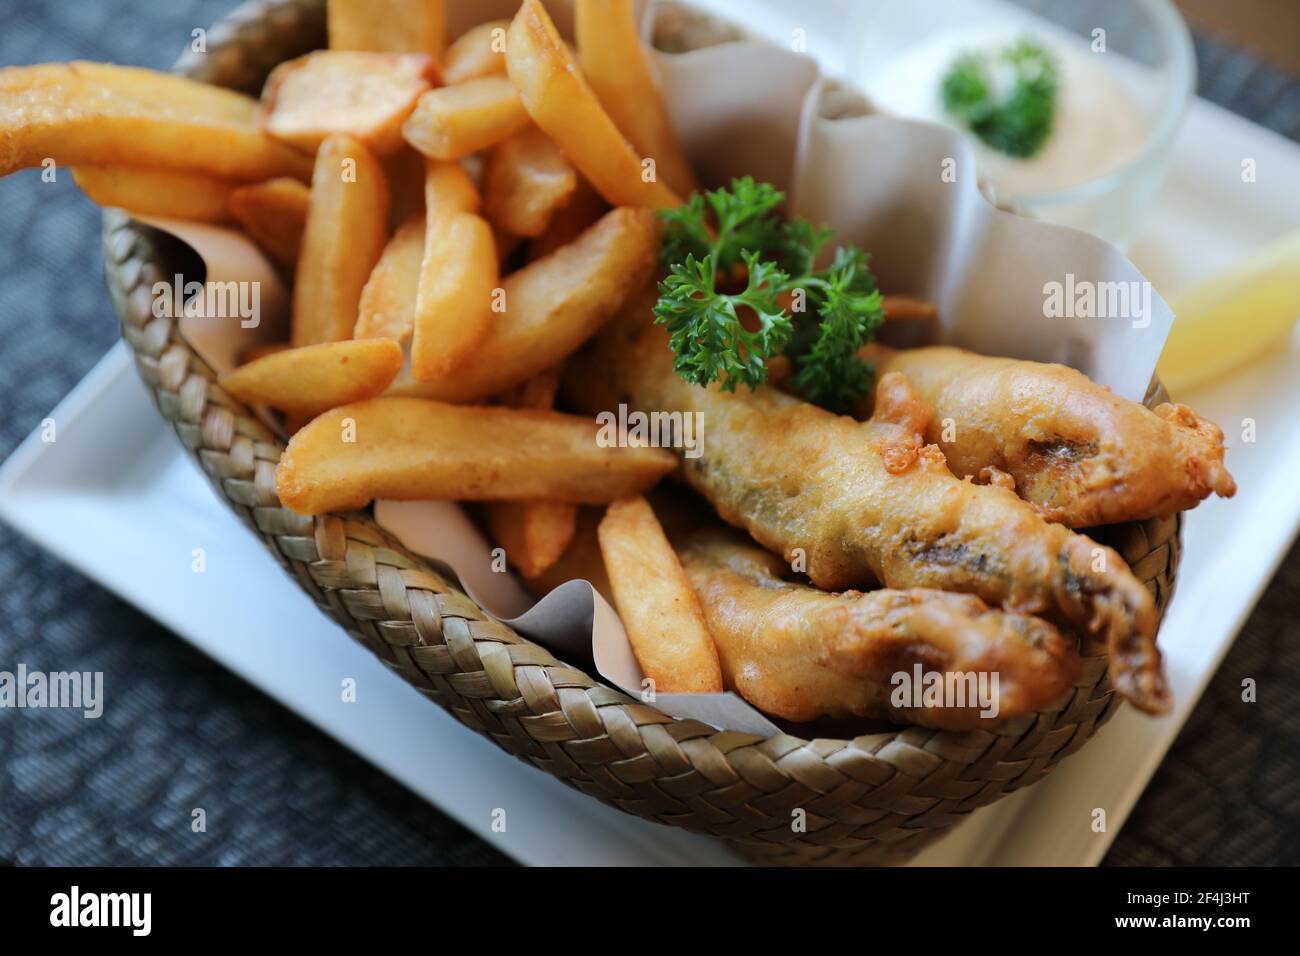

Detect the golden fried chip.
[
  {"left": 442, "top": 19, "right": 510, "bottom": 84},
  {"left": 261, "top": 51, "right": 437, "bottom": 156},
  {"left": 328, "top": 0, "right": 446, "bottom": 58},
  {"left": 293, "top": 134, "right": 390, "bottom": 346},
  {"left": 389, "top": 206, "right": 657, "bottom": 402},
  {"left": 0, "top": 62, "right": 312, "bottom": 180},
  {"left": 73, "top": 166, "right": 235, "bottom": 223},
  {"left": 220, "top": 339, "right": 403, "bottom": 419},
  {"left": 482, "top": 125, "right": 576, "bottom": 237},
  {"left": 355, "top": 216, "right": 424, "bottom": 342},
  {"left": 504, "top": 1, "right": 681, "bottom": 210},
  {"left": 401, "top": 75, "right": 530, "bottom": 160},
  {"left": 574, "top": 0, "right": 698, "bottom": 196},
  {"left": 275, "top": 398, "right": 677, "bottom": 515},
  {"left": 228, "top": 177, "right": 311, "bottom": 273},
  {"left": 598, "top": 496, "right": 722, "bottom": 694}
]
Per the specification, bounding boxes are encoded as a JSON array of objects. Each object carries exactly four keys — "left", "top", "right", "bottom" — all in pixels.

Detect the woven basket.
[{"left": 100, "top": 0, "right": 1182, "bottom": 866}]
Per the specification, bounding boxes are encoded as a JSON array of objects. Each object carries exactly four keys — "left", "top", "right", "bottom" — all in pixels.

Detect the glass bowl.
[{"left": 849, "top": 0, "right": 1196, "bottom": 247}]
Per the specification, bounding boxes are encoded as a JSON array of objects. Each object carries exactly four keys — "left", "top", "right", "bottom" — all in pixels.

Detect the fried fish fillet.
[
  {"left": 859, "top": 345, "right": 1235, "bottom": 527},
  {"left": 565, "top": 313, "right": 1169, "bottom": 714},
  {"left": 679, "top": 527, "right": 1081, "bottom": 728}
]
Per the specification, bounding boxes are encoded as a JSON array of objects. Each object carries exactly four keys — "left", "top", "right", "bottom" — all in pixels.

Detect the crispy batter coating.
[
  {"left": 565, "top": 313, "right": 1169, "bottom": 714},
  {"left": 861, "top": 345, "right": 1235, "bottom": 527},
  {"left": 679, "top": 527, "right": 1081, "bottom": 728}
]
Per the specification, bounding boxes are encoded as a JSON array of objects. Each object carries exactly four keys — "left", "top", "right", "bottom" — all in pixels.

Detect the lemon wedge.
[{"left": 1157, "top": 230, "right": 1300, "bottom": 397}]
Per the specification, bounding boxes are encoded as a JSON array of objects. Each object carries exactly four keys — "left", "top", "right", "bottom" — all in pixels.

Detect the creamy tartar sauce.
[{"left": 865, "top": 26, "right": 1149, "bottom": 197}]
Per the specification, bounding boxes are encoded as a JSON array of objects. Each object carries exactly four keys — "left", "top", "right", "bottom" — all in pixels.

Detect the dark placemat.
[{"left": 0, "top": 0, "right": 1295, "bottom": 866}]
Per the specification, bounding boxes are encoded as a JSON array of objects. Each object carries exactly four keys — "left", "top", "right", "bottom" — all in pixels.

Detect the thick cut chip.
[
  {"left": 401, "top": 75, "right": 530, "bottom": 160},
  {"left": 442, "top": 19, "right": 510, "bottom": 84},
  {"left": 574, "top": 0, "right": 698, "bottom": 197},
  {"left": 389, "top": 206, "right": 657, "bottom": 402},
  {"left": 220, "top": 339, "right": 403, "bottom": 419},
  {"left": 73, "top": 166, "right": 235, "bottom": 223},
  {"left": 485, "top": 366, "right": 576, "bottom": 578},
  {"left": 275, "top": 398, "right": 677, "bottom": 515},
  {"left": 482, "top": 125, "right": 576, "bottom": 237},
  {"left": 0, "top": 62, "right": 312, "bottom": 180},
  {"left": 261, "top": 51, "right": 438, "bottom": 156},
  {"left": 505, "top": 1, "right": 681, "bottom": 210},
  {"left": 597, "top": 496, "right": 723, "bottom": 694},
  {"left": 520, "top": 507, "right": 612, "bottom": 602},
  {"left": 411, "top": 210, "right": 498, "bottom": 380},
  {"left": 355, "top": 216, "right": 424, "bottom": 342},
  {"left": 327, "top": 0, "right": 446, "bottom": 58},
  {"left": 527, "top": 176, "right": 607, "bottom": 260},
  {"left": 485, "top": 500, "right": 577, "bottom": 579},
  {"left": 424, "top": 158, "right": 479, "bottom": 216},
  {"left": 293, "top": 134, "right": 389, "bottom": 346},
  {"left": 228, "top": 177, "right": 311, "bottom": 272}
]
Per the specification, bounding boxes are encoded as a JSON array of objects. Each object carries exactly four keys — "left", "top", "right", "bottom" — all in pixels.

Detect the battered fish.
[
  {"left": 859, "top": 345, "right": 1235, "bottom": 527},
  {"left": 566, "top": 314, "right": 1170, "bottom": 714},
  {"left": 679, "top": 527, "right": 1081, "bottom": 729}
]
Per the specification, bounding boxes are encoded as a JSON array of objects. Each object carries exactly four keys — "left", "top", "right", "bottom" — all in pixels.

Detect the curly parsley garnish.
[
  {"left": 941, "top": 38, "right": 1058, "bottom": 159},
  {"left": 653, "top": 177, "right": 884, "bottom": 412}
]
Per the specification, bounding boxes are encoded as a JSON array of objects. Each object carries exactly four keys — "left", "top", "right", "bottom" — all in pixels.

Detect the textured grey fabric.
[{"left": 0, "top": 0, "right": 1294, "bottom": 866}]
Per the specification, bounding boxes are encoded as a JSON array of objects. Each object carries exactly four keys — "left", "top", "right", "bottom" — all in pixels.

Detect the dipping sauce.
[{"left": 866, "top": 25, "right": 1149, "bottom": 197}]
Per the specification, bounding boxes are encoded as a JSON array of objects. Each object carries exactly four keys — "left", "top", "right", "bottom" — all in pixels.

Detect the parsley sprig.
[
  {"left": 940, "top": 38, "right": 1058, "bottom": 159},
  {"left": 653, "top": 178, "right": 884, "bottom": 412}
]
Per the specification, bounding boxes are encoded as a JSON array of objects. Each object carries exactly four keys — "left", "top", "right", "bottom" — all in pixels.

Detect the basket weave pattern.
[{"left": 99, "top": 0, "right": 1182, "bottom": 865}]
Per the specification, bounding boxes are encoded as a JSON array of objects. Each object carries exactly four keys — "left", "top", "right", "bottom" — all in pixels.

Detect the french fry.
[
  {"left": 520, "top": 507, "right": 612, "bottom": 603},
  {"left": 504, "top": 0, "right": 681, "bottom": 210},
  {"left": 485, "top": 500, "right": 577, "bottom": 578},
  {"left": 0, "top": 62, "right": 312, "bottom": 181},
  {"left": 401, "top": 76, "right": 530, "bottom": 160},
  {"left": 882, "top": 294, "right": 939, "bottom": 322},
  {"left": 574, "top": 0, "right": 698, "bottom": 197},
  {"left": 293, "top": 134, "right": 390, "bottom": 346},
  {"left": 408, "top": 158, "right": 495, "bottom": 378},
  {"left": 261, "top": 51, "right": 437, "bottom": 156},
  {"left": 220, "top": 339, "right": 403, "bottom": 419},
  {"left": 424, "top": 158, "right": 480, "bottom": 216},
  {"left": 527, "top": 176, "right": 606, "bottom": 261},
  {"left": 482, "top": 125, "right": 576, "bottom": 237},
  {"left": 411, "top": 211, "right": 498, "bottom": 380},
  {"left": 228, "top": 177, "right": 311, "bottom": 273},
  {"left": 355, "top": 216, "right": 424, "bottom": 342},
  {"left": 72, "top": 166, "right": 235, "bottom": 223},
  {"left": 389, "top": 206, "right": 657, "bottom": 402},
  {"left": 597, "top": 496, "right": 722, "bottom": 694},
  {"left": 327, "top": 0, "right": 446, "bottom": 58},
  {"left": 275, "top": 398, "right": 677, "bottom": 515},
  {"left": 442, "top": 19, "right": 510, "bottom": 84},
  {"left": 486, "top": 366, "right": 577, "bottom": 578}
]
